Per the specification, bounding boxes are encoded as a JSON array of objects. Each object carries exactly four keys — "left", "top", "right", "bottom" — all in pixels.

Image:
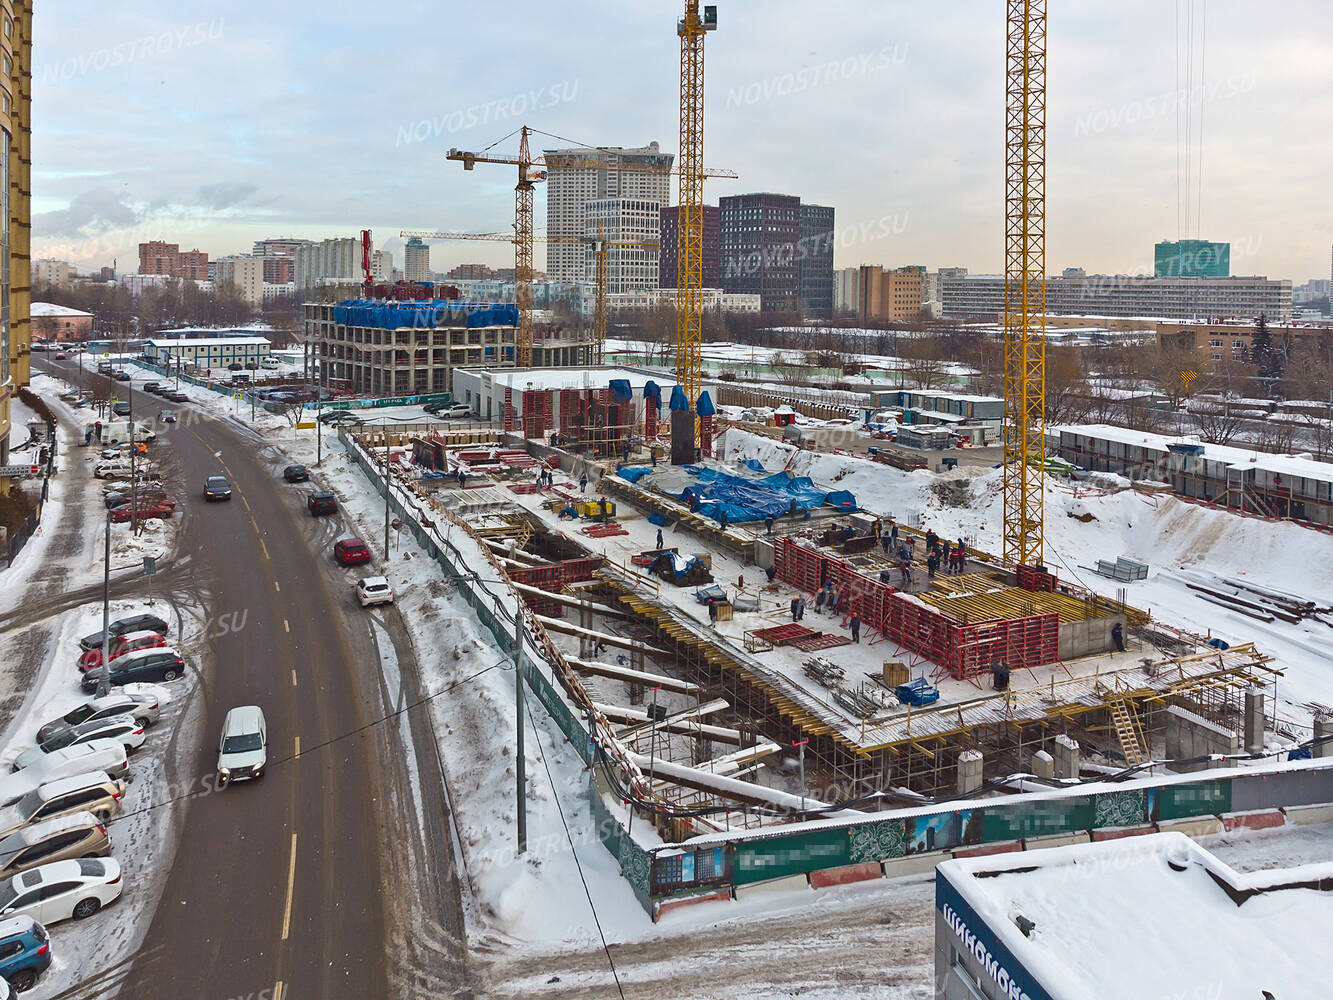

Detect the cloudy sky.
[{"left": 30, "top": 1, "right": 1333, "bottom": 282}]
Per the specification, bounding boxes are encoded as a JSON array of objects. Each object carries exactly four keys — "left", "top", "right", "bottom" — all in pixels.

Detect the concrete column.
[
  {"left": 1032, "top": 750, "right": 1054, "bottom": 780},
  {"left": 1053, "top": 735, "right": 1080, "bottom": 780},
  {"left": 1244, "top": 688, "right": 1266, "bottom": 755},
  {"left": 956, "top": 749, "right": 983, "bottom": 797},
  {"left": 1315, "top": 715, "right": 1333, "bottom": 759}
]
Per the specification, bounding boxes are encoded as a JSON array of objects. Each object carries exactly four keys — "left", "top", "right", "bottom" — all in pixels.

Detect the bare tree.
[{"left": 898, "top": 337, "right": 950, "bottom": 390}]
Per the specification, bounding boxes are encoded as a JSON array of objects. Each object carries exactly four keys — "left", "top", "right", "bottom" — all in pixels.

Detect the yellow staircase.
[{"left": 1104, "top": 694, "right": 1149, "bottom": 766}]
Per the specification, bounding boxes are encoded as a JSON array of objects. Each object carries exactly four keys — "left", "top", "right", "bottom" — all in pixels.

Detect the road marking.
[
  {"left": 258, "top": 537, "right": 270, "bottom": 560},
  {"left": 281, "top": 833, "right": 297, "bottom": 940},
  {"left": 283, "top": 618, "right": 290, "bottom": 633},
  {"left": 291, "top": 669, "right": 298, "bottom": 687},
  {"left": 274, "top": 581, "right": 280, "bottom": 592},
  {"left": 274, "top": 982, "right": 284, "bottom": 1000},
  {"left": 294, "top": 735, "right": 301, "bottom": 758}
]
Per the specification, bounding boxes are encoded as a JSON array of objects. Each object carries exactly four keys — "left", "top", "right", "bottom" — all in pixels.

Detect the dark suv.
[
  {"left": 81, "top": 650, "right": 186, "bottom": 693},
  {"left": 307, "top": 491, "right": 337, "bottom": 516},
  {"left": 203, "top": 477, "right": 232, "bottom": 502},
  {"left": 79, "top": 614, "right": 170, "bottom": 653}
]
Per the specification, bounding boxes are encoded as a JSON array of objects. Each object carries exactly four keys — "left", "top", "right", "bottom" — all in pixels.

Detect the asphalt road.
[{"left": 43, "top": 360, "right": 473, "bottom": 999}]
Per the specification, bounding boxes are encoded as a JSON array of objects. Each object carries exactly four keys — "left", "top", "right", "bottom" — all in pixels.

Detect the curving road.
[{"left": 43, "top": 359, "right": 472, "bottom": 1000}]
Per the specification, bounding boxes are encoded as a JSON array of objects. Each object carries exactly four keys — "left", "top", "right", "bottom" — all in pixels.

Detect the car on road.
[
  {"left": 217, "top": 706, "right": 267, "bottom": 785},
  {"left": 52, "top": 353, "right": 67, "bottom": 361},
  {"left": 307, "top": 490, "right": 337, "bottom": 516},
  {"left": 11, "top": 716, "right": 145, "bottom": 772},
  {"left": 164, "top": 390, "right": 188, "bottom": 403},
  {"left": 35, "top": 695, "right": 159, "bottom": 742},
  {"left": 0, "top": 744, "right": 128, "bottom": 808},
  {"left": 141, "top": 382, "right": 161, "bottom": 393},
  {"left": 110, "top": 401, "right": 131, "bottom": 417},
  {"left": 0, "top": 858, "right": 123, "bottom": 929},
  {"left": 0, "top": 812, "right": 110, "bottom": 882},
  {"left": 157, "top": 410, "right": 176, "bottom": 423},
  {"left": 317, "top": 410, "right": 363, "bottom": 425},
  {"left": 112, "top": 371, "right": 130, "bottom": 382},
  {"left": 355, "top": 577, "right": 394, "bottom": 607},
  {"left": 109, "top": 499, "right": 174, "bottom": 523},
  {"left": 202, "top": 476, "right": 232, "bottom": 502},
  {"left": 81, "top": 650, "right": 186, "bottom": 694},
  {"left": 0, "top": 915, "right": 48, "bottom": 992},
  {"left": 96, "top": 363, "right": 113, "bottom": 374},
  {"left": 77, "top": 632, "right": 168, "bottom": 673},
  {"left": 333, "top": 538, "right": 371, "bottom": 567},
  {"left": 0, "top": 774, "right": 125, "bottom": 837},
  {"left": 79, "top": 614, "right": 169, "bottom": 652},
  {"left": 282, "top": 464, "right": 309, "bottom": 483}
]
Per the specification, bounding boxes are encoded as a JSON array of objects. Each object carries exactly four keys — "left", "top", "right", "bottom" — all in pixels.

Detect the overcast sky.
[{"left": 30, "top": 1, "right": 1333, "bottom": 282}]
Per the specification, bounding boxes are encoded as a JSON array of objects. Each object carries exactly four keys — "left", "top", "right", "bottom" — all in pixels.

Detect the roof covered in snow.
[
  {"left": 938, "top": 831, "right": 1333, "bottom": 1000},
  {"left": 461, "top": 366, "right": 678, "bottom": 392},
  {"left": 144, "top": 337, "right": 271, "bottom": 348},
  {"left": 31, "top": 302, "right": 92, "bottom": 317}
]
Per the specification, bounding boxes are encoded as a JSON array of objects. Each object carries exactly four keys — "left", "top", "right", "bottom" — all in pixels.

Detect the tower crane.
[
  {"left": 1002, "top": 0, "right": 1047, "bottom": 568},
  {"left": 401, "top": 228, "right": 659, "bottom": 366},
  {"left": 446, "top": 123, "right": 733, "bottom": 370}
]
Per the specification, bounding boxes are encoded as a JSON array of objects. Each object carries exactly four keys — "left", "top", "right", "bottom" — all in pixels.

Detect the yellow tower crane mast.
[
  {"left": 675, "top": 1, "right": 717, "bottom": 437},
  {"left": 1002, "top": 0, "right": 1047, "bottom": 568}
]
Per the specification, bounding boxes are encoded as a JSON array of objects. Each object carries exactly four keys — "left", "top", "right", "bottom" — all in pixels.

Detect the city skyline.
[{"left": 29, "top": 1, "right": 1333, "bottom": 281}]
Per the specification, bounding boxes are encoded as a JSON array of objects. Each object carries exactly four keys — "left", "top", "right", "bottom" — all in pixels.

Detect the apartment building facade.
[
  {"left": 294, "top": 237, "right": 361, "bottom": 289},
  {"left": 404, "top": 237, "right": 430, "bottom": 282},
  {"left": 658, "top": 204, "right": 720, "bottom": 292},
  {"left": 585, "top": 198, "right": 661, "bottom": 294},
  {"left": 720, "top": 192, "right": 801, "bottom": 313},
  {"left": 797, "top": 203, "right": 835, "bottom": 317},
  {"left": 858, "top": 265, "right": 924, "bottom": 322},
  {"left": 1156, "top": 318, "right": 1333, "bottom": 365},
  {"left": 214, "top": 255, "right": 264, "bottom": 305},
  {"left": 542, "top": 142, "right": 673, "bottom": 284},
  {"left": 33, "top": 258, "right": 72, "bottom": 287}
]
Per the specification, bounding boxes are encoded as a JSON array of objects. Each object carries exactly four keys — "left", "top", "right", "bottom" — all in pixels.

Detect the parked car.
[
  {"left": 35, "top": 694, "right": 159, "bottom": 742},
  {"left": 92, "top": 461, "right": 134, "bottom": 481},
  {"left": 318, "top": 410, "right": 362, "bottom": 425},
  {"left": 99, "top": 442, "right": 148, "bottom": 460},
  {"left": 0, "top": 774, "right": 125, "bottom": 837},
  {"left": 98, "top": 421, "right": 155, "bottom": 445},
  {"left": 157, "top": 410, "right": 176, "bottom": 423},
  {"left": 333, "top": 538, "right": 371, "bottom": 567},
  {"left": 100, "top": 475, "right": 162, "bottom": 498},
  {"left": 76, "top": 632, "right": 168, "bottom": 673},
  {"left": 12, "top": 717, "right": 144, "bottom": 772},
  {"left": 79, "top": 614, "right": 170, "bottom": 652},
  {"left": 80, "top": 650, "right": 186, "bottom": 694},
  {"left": 109, "top": 500, "right": 174, "bottom": 523},
  {"left": 142, "top": 382, "right": 161, "bottom": 394},
  {"left": 439, "top": 403, "right": 472, "bottom": 419},
  {"left": 307, "top": 490, "right": 337, "bottom": 516},
  {"left": 0, "top": 915, "right": 48, "bottom": 992},
  {"left": 355, "top": 577, "right": 394, "bottom": 607},
  {"left": 112, "top": 371, "right": 130, "bottom": 383},
  {"left": 282, "top": 464, "right": 309, "bottom": 483},
  {"left": 216, "top": 706, "right": 267, "bottom": 785},
  {"left": 202, "top": 476, "right": 232, "bottom": 502},
  {"left": 0, "top": 858, "right": 123, "bottom": 928},
  {"left": 103, "top": 488, "right": 169, "bottom": 511},
  {"left": 110, "top": 402, "right": 131, "bottom": 418},
  {"left": 164, "top": 390, "right": 188, "bottom": 403},
  {"left": 0, "top": 744, "right": 129, "bottom": 808},
  {"left": 0, "top": 813, "right": 110, "bottom": 881}
]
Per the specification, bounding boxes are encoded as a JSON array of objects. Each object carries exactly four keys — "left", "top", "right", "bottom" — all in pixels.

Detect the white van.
[
  {"left": 260, "top": 357, "right": 281, "bottom": 370},
  {"left": 98, "top": 421, "right": 156, "bottom": 446},
  {"left": 217, "top": 706, "right": 267, "bottom": 785}
]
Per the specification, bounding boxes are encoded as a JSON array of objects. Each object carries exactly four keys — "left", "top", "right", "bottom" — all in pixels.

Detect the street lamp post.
[{"left": 98, "top": 513, "right": 111, "bottom": 699}]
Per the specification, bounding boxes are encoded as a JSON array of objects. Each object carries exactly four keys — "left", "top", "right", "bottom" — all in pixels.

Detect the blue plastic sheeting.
[
  {"left": 669, "top": 385, "right": 690, "bottom": 411},
  {"left": 667, "top": 467, "right": 855, "bottom": 523},
  {"left": 643, "top": 380, "right": 662, "bottom": 403},
  {"left": 617, "top": 466, "right": 655, "bottom": 483},
  {"left": 825, "top": 489, "right": 857, "bottom": 511},
  {"left": 741, "top": 459, "right": 767, "bottom": 473},
  {"left": 647, "top": 512, "right": 667, "bottom": 526},
  {"left": 610, "top": 379, "right": 633, "bottom": 402},
  {"left": 332, "top": 299, "right": 519, "bottom": 330},
  {"left": 649, "top": 551, "right": 705, "bottom": 582},
  {"left": 696, "top": 390, "right": 716, "bottom": 416}
]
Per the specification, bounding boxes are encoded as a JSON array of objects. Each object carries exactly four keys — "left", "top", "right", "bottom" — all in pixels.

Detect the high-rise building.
[
  {"left": 404, "top": 238, "right": 431, "bottom": 282},
  {"left": 584, "top": 199, "right": 662, "bottom": 294},
  {"left": 447, "top": 263, "right": 496, "bottom": 281},
  {"left": 253, "top": 237, "right": 313, "bottom": 259},
  {"left": 858, "top": 266, "right": 925, "bottom": 322},
  {"left": 176, "top": 249, "right": 209, "bottom": 282},
  {"left": 139, "top": 241, "right": 178, "bottom": 276},
  {"left": 833, "top": 267, "right": 860, "bottom": 314},
  {"left": 1154, "top": 239, "right": 1230, "bottom": 278},
  {"left": 293, "top": 238, "right": 361, "bottom": 289},
  {"left": 372, "top": 250, "right": 393, "bottom": 282},
  {"left": 0, "top": 1, "right": 31, "bottom": 492},
  {"left": 543, "top": 142, "right": 673, "bottom": 284},
  {"left": 214, "top": 255, "right": 264, "bottom": 305},
  {"left": 720, "top": 193, "right": 801, "bottom": 312},
  {"left": 33, "top": 259, "right": 73, "bottom": 288},
  {"left": 658, "top": 205, "right": 720, "bottom": 291},
  {"left": 798, "top": 203, "right": 835, "bottom": 316},
  {"left": 263, "top": 255, "right": 294, "bottom": 285}
]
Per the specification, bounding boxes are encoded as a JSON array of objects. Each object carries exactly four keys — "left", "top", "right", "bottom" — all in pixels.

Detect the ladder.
[{"left": 1105, "top": 694, "right": 1149, "bottom": 766}]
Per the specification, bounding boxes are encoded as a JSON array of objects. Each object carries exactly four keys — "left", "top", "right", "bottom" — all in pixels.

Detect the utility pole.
[
  {"left": 513, "top": 606, "right": 527, "bottom": 854},
  {"left": 98, "top": 515, "right": 111, "bottom": 699},
  {"left": 793, "top": 738, "right": 808, "bottom": 813},
  {"left": 382, "top": 426, "right": 391, "bottom": 562}
]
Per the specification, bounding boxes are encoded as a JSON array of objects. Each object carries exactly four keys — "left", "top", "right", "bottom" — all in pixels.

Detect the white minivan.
[{"left": 217, "top": 706, "right": 267, "bottom": 785}]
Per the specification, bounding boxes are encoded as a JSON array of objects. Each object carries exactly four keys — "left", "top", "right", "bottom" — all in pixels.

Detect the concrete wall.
[
  {"left": 1056, "top": 613, "right": 1122, "bottom": 660},
  {"left": 1165, "top": 704, "right": 1240, "bottom": 772}
]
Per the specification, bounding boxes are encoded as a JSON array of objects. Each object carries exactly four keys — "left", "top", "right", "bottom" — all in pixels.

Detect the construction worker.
[
  {"left": 656, "top": 527, "right": 664, "bottom": 549},
  {"left": 880, "top": 533, "right": 891, "bottom": 557},
  {"left": 796, "top": 596, "right": 807, "bottom": 621},
  {"left": 579, "top": 473, "right": 588, "bottom": 493},
  {"left": 814, "top": 587, "right": 827, "bottom": 613},
  {"left": 1111, "top": 621, "right": 1126, "bottom": 652},
  {"left": 719, "top": 509, "right": 729, "bottom": 531},
  {"left": 790, "top": 596, "right": 800, "bottom": 621},
  {"left": 871, "top": 519, "right": 882, "bottom": 540},
  {"left": 850, "top": 613, "right": 861, "bottom": 643},
  {"left": 889, "top": 520, "right": 898, "bottom": 544},
  {"left": 927, "top": 551, "right": 940, "bottom": 579},
  {"left": 765, "top": 515, "right": 775, "bottom": 535}
]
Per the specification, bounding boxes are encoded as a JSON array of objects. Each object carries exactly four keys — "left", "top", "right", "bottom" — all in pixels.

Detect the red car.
[
  {"left": 110, "top": 499, "right": 175, "bottom": 523},
  {"left": 333, "top": 537, "right": 371, "bottom": 566},
  {"left": 78, "top": 629, "right": 168, "bottom": 673}
]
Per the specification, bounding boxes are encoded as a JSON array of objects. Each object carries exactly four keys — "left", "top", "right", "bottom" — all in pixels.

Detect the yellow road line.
[
  {"left": 291, "top": 669, "right": 298, "bottom": 687},
  {"left": 281, "top": 833, "right": 297, "bottom": 940}
]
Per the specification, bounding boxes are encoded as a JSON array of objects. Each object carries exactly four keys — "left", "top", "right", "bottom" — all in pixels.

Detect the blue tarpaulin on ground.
[
  {"left": 825, "top": 489, "right": 858, "bottom": 511},
  {"left": 741, "top": 459, "right": 766, "bottom": 473},
  {"left": 610, "top": 379, "right": 633, "bottom": 402},
  {"left": 649, "top": 551, "right": 705, "bottom": 583},
  {"left": 617, "top": 466, "right": 655, "bottom": 483},
  {"left": 669, "top": 385, "right": 689, "bottom": 411},
  {"left": 667, "top": 467, "right": 855, "bottom": 523}
]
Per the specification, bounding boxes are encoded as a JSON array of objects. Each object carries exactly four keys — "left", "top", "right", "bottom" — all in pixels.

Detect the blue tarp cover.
[
  {"left": 649, "top": 552, "right": 704, "bottom": 582},
  {"left": 825, "top": 489, "right": 857, "bottom": 510},
  {"left": 643, "top": 380, "right": 662, "bottom": 403},
  {"left": 332, "top": 300, "right": 519, "bottom": 330},
  {"left": 667, "top": 467, "right": 856, "bottom": 524},
  {"left": 741, "top": 459, "right": 766, "bottom": 473},
  {"left": 696, "top": 390, "right": 716, "bottom": 416},
  {"left": 669, "top": 385, "right": 689, "bottom": 411},
  {"left": 610, "top": 379, "right": 633, "bottom": 402},
  {"left": 617, "top": 466, "right": 655, "bottom": 483}
]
